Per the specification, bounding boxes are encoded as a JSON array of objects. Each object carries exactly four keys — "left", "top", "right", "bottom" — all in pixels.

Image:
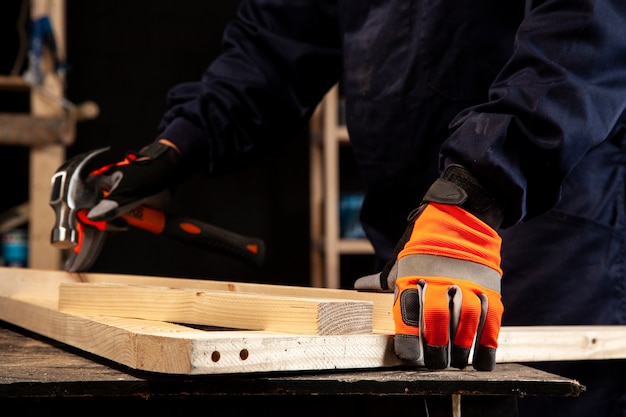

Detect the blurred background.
[{"left": 0, "top": 1, "right": 315, "bottom": 286}]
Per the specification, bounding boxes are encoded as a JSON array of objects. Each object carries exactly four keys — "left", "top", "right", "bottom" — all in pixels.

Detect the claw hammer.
[{"left": 49, "top": 147, "right": 265, "bottom": 272}]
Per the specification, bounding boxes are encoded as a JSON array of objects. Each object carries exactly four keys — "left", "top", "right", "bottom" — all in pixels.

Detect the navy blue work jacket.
[
  {"left": 158, "top": 0, "right": 626, "bottom": 257},
  {"left": 157, "top": 2, "right": 626, "bottom": 414}
]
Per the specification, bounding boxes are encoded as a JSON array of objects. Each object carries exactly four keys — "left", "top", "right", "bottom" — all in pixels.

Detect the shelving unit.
[
  {"left": 1, "top": 0, "right": 97, "bottom": 270},
  {"left": 310, "top": 84, "right": 374, "bottom": 289},
  {"left": 0, "top": 0, "right": 68, "bottom": 270}
]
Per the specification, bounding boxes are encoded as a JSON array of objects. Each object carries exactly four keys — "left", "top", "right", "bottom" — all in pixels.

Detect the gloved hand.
[
  {"left": 87, "top": 139, "right": 182, "bottom": 222},
  {"left": 355, "top": 165, "right": 504, "bottom": 371}
]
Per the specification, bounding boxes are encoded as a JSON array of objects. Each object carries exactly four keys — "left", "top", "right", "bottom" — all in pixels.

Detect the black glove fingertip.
[
  {"left": 394, "top": 334, "right": 422, "bottom": 362},
  {"left": 450, "top": 345, "right": 471, "bottom": 369},
  {"left": 424, "top": 345, "right": 449, "bottom": 369},
  {"left": 472, "top": 345, "right": 497, "bottom": 371}
]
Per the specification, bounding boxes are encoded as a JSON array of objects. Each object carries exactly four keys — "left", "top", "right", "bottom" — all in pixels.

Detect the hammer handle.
[{"left": 121, "top": 206, "right": 265, "bottom": 269}]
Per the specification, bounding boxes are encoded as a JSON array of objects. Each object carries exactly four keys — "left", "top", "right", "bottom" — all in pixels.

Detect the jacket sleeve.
[
  {"left": 157, "top": 0, "right": 342, "bottom": 175},
  {"left": 441, "top": 0, "right": 626, "bottom": 228}
]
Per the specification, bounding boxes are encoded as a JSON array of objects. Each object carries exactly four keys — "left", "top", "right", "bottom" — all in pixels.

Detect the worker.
[{"left": 84, "top": 1, "right": 626, "bottom": 416}]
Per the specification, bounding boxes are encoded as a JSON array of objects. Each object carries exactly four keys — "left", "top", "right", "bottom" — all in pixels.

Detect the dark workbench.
[{"left": 0, "top": 321, "right": 583, "bottom": 417}]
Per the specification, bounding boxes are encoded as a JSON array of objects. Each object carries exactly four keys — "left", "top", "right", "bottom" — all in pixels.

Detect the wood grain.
[
  {"left": 0, "top": 267, "right": 394, "bottom": 331},
  {"left": 58, "top": 282, "right": 374, "bottom": 335},
  {"left": 2, "top": 267, "right": 626, "bottom": 375},
  {"left": 1, "top": 296, "right": 399, "bottom": 375}
]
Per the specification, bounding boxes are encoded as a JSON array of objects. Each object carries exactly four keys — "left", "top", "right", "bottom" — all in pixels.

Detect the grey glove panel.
[
  {"left": 87, "top": 188, "right": 171, "bottom": 222},
  {"left": 353, "top": 273, "right": 388, "bottom": 291},
  {"left": 354, "top": 260, "right": 398, "bottom": 292},
  {"left": 397, "top": 254, "right": 501, "bottom": 293},
  {"left": 354, "top": 253, "right": 501, "bottom": 293}
]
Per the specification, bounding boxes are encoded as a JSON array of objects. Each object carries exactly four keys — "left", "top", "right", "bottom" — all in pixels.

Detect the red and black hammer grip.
[{"left": 121, "top": 205, "right": 265, "bottom": 269}]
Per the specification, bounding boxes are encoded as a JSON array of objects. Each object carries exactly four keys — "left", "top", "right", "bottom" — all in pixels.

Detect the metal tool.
[{"left": 49, "top": 147, "right": 265, "bottom": 272}]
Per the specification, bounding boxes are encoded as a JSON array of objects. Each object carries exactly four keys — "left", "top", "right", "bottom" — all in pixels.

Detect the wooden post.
[
  {"left": 28, "top": 0, "right": 66, "bottom": 269},
  {"left": 322, "top": 85, "right": 340, "bottom": 288},
  {"left": 309, "top": 103, "right": 324, "bottom": 287}
]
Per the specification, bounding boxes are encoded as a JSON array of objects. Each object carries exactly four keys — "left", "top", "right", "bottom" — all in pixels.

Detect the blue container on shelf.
[
  {"left": 2, "top": 229, "right": 28, "bottom": 267},
  {"left": 339, "top": 193, "right": 366, "bottom": 239}
]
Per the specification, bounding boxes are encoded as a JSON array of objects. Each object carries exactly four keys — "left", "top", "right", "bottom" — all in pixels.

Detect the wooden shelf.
[
  {"left": 337, "top": 238, "right": 374, "bottom": 254},
  {"left": 311, "top": 238, "right": 374, "bottom": 255},
  {"left": 0, "top": 75, "right": 30, "bottom": 91},
  {"left": 0, "top": 1, "right": 69, "bottom": 270},
  {"left": 309, "top": 85, "right": 374, "bottom": 289}
]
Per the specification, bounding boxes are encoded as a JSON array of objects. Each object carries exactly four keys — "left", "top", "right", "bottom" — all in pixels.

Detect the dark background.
[
  {"left": 2, "top": 1, "right": 308, "bottom": 286},
  {"left": 1, "top": 1, "right": 372, "bottom": 288}
]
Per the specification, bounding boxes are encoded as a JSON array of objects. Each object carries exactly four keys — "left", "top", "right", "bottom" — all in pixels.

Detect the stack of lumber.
[{"left": 0, "top": 267, "right": 625, "bottom": 375}]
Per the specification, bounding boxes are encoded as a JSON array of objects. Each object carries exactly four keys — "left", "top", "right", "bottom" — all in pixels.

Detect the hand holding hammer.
[{"left": 49, "top": 141, "right": 265, "bottom": 272}]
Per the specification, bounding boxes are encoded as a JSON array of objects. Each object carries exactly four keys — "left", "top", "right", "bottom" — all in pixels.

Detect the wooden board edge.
[{"left": 0, "top": 294, "right": 405, "bottom": 374}]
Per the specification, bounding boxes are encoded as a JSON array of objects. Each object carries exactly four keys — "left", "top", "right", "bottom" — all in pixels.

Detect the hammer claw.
[{"left": 63, "top": 222, "right": 107, "bottom": 272}]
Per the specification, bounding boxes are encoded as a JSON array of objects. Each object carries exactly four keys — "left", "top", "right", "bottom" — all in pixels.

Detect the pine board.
[
  {"left": 57, "top": 282, "right": 374, "bottom": 335},
  {"left": 0, "top": 296, "right": 398, "bottom": 375},
  {"left": 1, "top": 267, "right": 626, "bottom": 375}
]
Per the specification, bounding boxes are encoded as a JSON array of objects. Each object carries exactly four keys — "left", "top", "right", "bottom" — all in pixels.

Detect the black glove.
[{"left": 87, "top": 140, "right": 182, "bottom": 222}]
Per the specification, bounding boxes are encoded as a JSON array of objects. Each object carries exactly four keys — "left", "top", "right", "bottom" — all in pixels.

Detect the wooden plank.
[
  {"left": 0, "top": 75, "right": 30, "bottom": 91},
  {"left": 92, "top": 272, "right": 396, "bottom": 332},
  {"left": 0, "top": 324, "right": 585, "bottom": 399},
  {"left": 496, "top": 325, "right": 626, "bottom": 362},
  {"left": 0, "top": 113, "right": 72, "bottom": 145},
  {"left": 58, "top": 282, "right": 374, "bottom": 335},
  {"left": 0, "top": 267, "right": 394, "bottom": 332},
  {"left": 0, "top": 325, "right": 585, "bottom": 399},
  {"left": 0, "top": 296, "right": 400, "bottom": 375},
  {"left": 2, "top": 267, "right": 626, "bottom": 374}
]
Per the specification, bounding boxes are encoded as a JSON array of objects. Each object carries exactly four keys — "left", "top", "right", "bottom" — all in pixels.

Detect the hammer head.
[{"left": 49, "top": 147, "right": 110, "bottom": 272}]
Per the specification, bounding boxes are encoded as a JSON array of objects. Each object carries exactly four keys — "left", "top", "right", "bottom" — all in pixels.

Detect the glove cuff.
[
  {"left": 424, "top": 165, "right": 503, "bottom": 229},
  {"left": 400, "top": 202, "right": 503, "bottom": 278},
  {"left": 136, "top": 141, "right": 181, "bottom": 166},
  {"left": 136, "top": 140, "right": 190, "bottom": 191}
]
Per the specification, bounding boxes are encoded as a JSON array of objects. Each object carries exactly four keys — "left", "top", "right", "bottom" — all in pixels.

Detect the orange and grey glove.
[
  {"left": 87, "top": 139, "right": 182, "bottom": 222},
  {"left": 355, "top": 165, "right": 504, "bottom": 371}
]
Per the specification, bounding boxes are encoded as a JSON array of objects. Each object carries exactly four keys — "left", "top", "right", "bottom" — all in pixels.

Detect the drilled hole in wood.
[
  {"left": 591, "top": 338, "right": 597, "bottom": 344},
  {"left": 211, "top": 351, "right": 221, "bottom": 362},
  {"left": 240, "top": 349, "right": 249, "bottom": 360}
]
